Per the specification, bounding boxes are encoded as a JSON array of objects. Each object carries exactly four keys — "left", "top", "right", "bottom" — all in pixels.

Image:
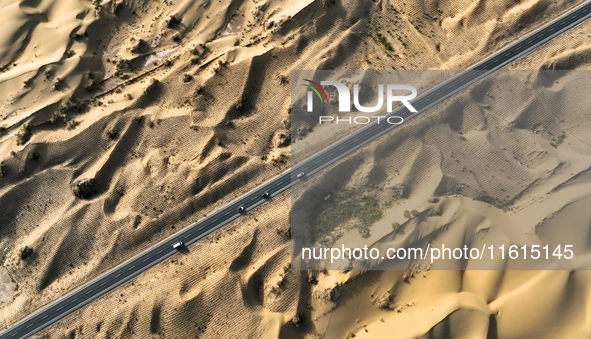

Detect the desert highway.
[{"left": 3, "top": 1, "right": 591, "bottom": 338}]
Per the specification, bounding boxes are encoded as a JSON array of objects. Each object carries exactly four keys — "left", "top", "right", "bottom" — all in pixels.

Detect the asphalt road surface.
[{"left": 3, "top": 1, "right": 591, "bottom": 338}]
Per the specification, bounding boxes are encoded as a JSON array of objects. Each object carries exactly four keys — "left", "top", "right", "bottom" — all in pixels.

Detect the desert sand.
[{"left": 1, "top": 0, "right": 591, "bottom": 338}]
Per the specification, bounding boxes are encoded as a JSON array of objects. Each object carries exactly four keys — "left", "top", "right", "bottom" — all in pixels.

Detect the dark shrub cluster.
[{"left": 72, "top": 178, "right": 97, "bottom": 199}]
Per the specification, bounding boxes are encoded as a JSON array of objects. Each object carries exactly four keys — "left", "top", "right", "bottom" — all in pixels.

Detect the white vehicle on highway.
[
  {"left": 296, "top": 172, "right": 305, "bottom": 178},
  {"left": 173, "top": 241, "right": 184, "bottom": 250}
]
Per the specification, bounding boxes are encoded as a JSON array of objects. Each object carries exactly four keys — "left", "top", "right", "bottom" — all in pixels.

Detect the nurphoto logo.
[{"left": 304, "top": 79, "right": 418, "bottom": 125}]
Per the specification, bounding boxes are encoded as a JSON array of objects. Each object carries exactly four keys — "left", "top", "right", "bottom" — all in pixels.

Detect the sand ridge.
[{"left": 1, "top": 0, "right": 591, "bottom": 338}]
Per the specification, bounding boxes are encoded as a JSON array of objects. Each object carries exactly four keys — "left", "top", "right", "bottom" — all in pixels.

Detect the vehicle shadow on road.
[{"left": 177, "top": 246, "right": 190, "bottom": 254}]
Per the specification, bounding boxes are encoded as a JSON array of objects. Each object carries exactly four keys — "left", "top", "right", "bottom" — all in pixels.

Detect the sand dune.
[{"left": 1, "top": 0, "right": 591, "bottom": 338}]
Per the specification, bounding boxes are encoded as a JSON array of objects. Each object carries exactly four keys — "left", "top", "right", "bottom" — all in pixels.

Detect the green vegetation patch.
[
  {"left": 376, "top": 33, "right": 394, "bottom": 51},
  {"left": 313, "top": 188, "right": 382, "bottom": 242}
]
